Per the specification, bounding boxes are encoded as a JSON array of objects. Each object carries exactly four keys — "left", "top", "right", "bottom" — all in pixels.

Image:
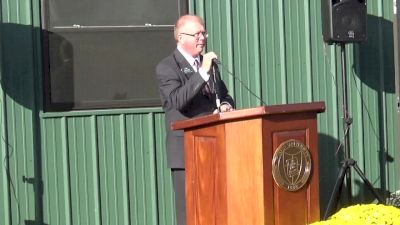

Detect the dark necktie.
[
  {"left": 195, "top": 59, "right": 213, "bottom": 99},
  {"left": 194, "top": 59, "right": 200, "bottom": 72}
]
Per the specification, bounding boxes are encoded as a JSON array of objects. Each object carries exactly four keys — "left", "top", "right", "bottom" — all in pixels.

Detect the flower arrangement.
[
  {"left": 310, "top": 204, "right": 400, "bottom": 225},
  {"left": 386, "top": 190, "right": 400, "bottom": 207}
]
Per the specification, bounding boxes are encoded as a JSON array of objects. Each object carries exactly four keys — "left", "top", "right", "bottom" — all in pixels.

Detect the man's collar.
[{"left": 177, "top": 46, "right": 200, "bottom": 66}]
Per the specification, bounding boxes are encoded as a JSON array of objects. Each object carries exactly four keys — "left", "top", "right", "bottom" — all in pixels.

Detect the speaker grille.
[
  {"left": 322, "top": 0, "right": 367, "bottom": 44},
  {"left": 332, "top": 2, "right": 366, "bottom": 42}
]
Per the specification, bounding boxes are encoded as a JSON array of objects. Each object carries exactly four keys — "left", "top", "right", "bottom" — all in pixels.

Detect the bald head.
[{"left": 174, "top": 15, "right": 205, "bottom": 41}]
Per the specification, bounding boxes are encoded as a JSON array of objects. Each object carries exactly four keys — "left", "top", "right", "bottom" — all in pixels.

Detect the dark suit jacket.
[{"left": 156, "top": 49, "right": 234, "bottom": 168}]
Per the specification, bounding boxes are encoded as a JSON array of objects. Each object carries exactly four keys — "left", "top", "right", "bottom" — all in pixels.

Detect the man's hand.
[
  {"left": 213, "top": 104, "right": 234, "bottom": 114},
  {"left": 201, "top": 52, "right": 218, "bottom": 73},
  {"left": 219, "top": 104, "right": 234, "bottom": 112}
]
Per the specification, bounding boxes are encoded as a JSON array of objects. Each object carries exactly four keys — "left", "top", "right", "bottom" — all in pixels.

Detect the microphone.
[{"left": 212, "top": 58, "right": 221, "bottom": 64}]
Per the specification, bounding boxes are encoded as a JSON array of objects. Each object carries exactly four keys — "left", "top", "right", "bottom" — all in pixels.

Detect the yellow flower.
[{"left": 309, "top": 204, "right": 400, "bottom": 225}]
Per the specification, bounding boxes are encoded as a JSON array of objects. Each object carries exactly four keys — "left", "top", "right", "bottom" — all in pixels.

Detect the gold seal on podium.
[{"left": 272, "top": 139, "right": 312, "bottom": 192}]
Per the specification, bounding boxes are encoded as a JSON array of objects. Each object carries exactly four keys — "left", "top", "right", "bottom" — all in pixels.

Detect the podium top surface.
[{"left": 171, "top": 101, "right": 325, "bottom": 131}]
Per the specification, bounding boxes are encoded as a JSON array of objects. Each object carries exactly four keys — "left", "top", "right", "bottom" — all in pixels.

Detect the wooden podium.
[{"left": 172, "top": 102, "right": 325, "bottom": 225}]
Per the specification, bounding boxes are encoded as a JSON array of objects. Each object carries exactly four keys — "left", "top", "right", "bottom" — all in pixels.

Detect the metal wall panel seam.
[
  {"left": 395, "top": 0, "right": 400, "bottom": 191},
  {"left": 146, "top": 113, "right": 159, "bottom": 225},
  {"left": 136, "top": 117, "right": 145, "bottom": 223},
  {"left": 154, "top": 115, "right": 166, "bottom": 224},
  {"left": 351, "top": 45, "right": 367, "bottom": 189},
  {"left": 375, "top": 1, "right": 392, "bottom": 192},
  {"left": 60, "top": 116, "right": 72, "bottom": 225},
  {"left": 14, "top": 0, "right": 19, "bottom": 22},
  {"left": 154, "top": 118, "right": 167, "bottom": 224},
  {"left": 98, "top": 117, "right": 110, "bottom": 225},
  {"left": 360, "top": 2, "right": 384, "bottom": 192},
  {"left": 224, "top": 0, "right": 235, "bottom": 101},
  {"left": 138, "top": 116, "right": 148, "bottom": 223},
  {"left": 4, "top": 0, "right": 11, "bottom": 22},
  {"left": 352, "top": 47, "right": 370, "bottom": 197},
  {"left": 243, "top": 0, "right": 252, "bottom": 106},
  {"left": 252, "top": 0, "right": 262, "bottom": 106},
  {"left": 117, "top": 114, "right": 130, "bottom": 224},
  {"left": 195, "top": 0, "right": 205, "bottom": 20},
  {"left": 9, "top": 94, "right": 22, "bottom": 224},
  {"left": 49, "top": 119, "right": 60, "bottom": 224},
  {"left": 288, "top": 0, "right": 298, "bottom": 101},
  {"left": 110, "top": 117, "right": 120, "bottom": 224},
  {"left": 303, "top": 0, "right": 313, "bottom": 101},
  {"left": 258, "top": 0, "right": 268, "bottom": 103},
  {"left": 40, "top": 119, "right": 49, "bottom": 223},
  {"left": 232, "top": 0, "right": 251, "bottom": 108},
  {"left": 264, "top": 0, "right": 284, "bottom": 104},
  {"left": 203, "top": 1, "right": 213, "bottom": 51},
  {"left": 377, "top": 18, "right": 391, "bottom": 194},
  {"left": 384, "top": 1, "right": 398, "bottom": 191},
  {"left": 230, "top": 0, "right": 243, "bottom": 107},
  {"left": 229, "top": 0, "right": 238, "bottom": 105},
  {"left": 21, "top": 97, "right": 30, "bottom": 218},
  {"left": 90, "top": 115, "right": 101, "bottom": 225},
  {"left": 82, "top": 120, "right": 92, "bottom": 225},
  {"left": 128, "top": 117, "right": 139, "bottom": 225},
  {"left": 18, "top": 0, "right": 29, "bottom": 24},
  {"left": 278, "top": 0, "right": 287, "bottom": 103},
  {"left": 154, "top": 113, "right": 175, "bottom": 225},
  {"left": 329, "top": 46, "right": 340, "bottom": 138},
  {"left": 0, "top": 90, "right": 11, "bottom": 225},
  {"left": 70, "top": 119, "right": 82, "bottom": 224},
  {"left": 0, "top": 1, "right": 12, "bottom": 224},
  {"left": 284, "top": 0, "right": 295, "bottom": 102}
]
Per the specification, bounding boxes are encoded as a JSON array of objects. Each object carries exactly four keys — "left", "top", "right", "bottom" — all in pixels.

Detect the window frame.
[{"left": 40, "top": 0, "right": 188, "bottom": 111}]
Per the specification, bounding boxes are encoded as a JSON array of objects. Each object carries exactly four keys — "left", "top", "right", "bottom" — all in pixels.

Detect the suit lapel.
[{"left": 173, "top": 49, "right": 195, "bottom": 78}]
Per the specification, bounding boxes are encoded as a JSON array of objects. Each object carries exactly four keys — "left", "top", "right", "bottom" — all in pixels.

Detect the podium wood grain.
[{"left": 173, "top": 102, "right": 325, "bottom": 225}]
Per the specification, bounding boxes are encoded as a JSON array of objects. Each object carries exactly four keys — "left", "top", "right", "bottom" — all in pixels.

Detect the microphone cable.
[{"left": 216, "top": 61, "right": 268, "bottom": 106}]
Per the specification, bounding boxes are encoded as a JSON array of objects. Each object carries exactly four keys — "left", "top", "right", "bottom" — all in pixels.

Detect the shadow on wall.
[
  {"left": 353, "top": 14, "right": 395, "bottom": 93},
  {"left": 0, "top": 23, "right": 46, "bottom": 225},
  {"left": 1, "top": 23, "right": 41, "bottom": 109},
  {"left": 318, "top": 133, "right": 393, "bottom": 216},
  {"left": 318, "top": 133, "right": 343, "bottom": 215},
  {"left": 352, "top": 14, "right": 396, "bottom": 201},
  {"left": 320, "top": 14, "right": 396, "bottom": 208},
  {"left": 1, "top": 22, "right": 74, "bottom": 111},
  {"left": 320, "top": 14, "right": 396, "bottom": 215}
]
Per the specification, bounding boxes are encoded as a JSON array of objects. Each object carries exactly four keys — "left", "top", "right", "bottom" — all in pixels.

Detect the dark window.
[{"left": 42, "top": 0, "right": 187, "bottom": 111}]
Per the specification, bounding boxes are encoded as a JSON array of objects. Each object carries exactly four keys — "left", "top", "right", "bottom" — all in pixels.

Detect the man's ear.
[{"left": 177, "top": 34, "right": 183, "bottom": 42}]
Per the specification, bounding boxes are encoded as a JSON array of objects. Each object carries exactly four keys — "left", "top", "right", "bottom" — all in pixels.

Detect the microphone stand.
[
  {"left": 323, "top": 43, "right": 385, "bottom": 219},
  {"left": 212, "top": 62, "right": 222, "bottom": 112}
]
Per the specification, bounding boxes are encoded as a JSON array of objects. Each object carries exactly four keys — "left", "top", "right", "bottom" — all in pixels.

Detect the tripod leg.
[
  {"left": 352, "top": 162, "right": 385, "bottom": 203},
  {"left": 323, "top": 161, "right": 349, "bottom": 220}
]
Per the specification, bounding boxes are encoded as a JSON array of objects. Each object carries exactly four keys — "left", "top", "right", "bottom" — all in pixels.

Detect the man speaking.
[{"left": 156, "top": 14, "right": 234, "bottom": 225}]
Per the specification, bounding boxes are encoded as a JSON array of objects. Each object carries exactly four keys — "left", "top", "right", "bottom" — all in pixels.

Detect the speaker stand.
[{"left": 322, "top": 43, "right": 385, "bottom": 220}]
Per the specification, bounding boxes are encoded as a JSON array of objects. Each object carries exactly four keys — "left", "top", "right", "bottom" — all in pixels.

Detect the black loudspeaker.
[{"left": 321, "top": 0, "right": 367, "bottom": 44}]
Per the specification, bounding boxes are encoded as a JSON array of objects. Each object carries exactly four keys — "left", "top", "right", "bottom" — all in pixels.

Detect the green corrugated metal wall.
[
  {"left": 196, "top": 0, "right": 398, "bottom": 208},
  {"left": 0, "top": 0, "right": 398, "bottom": 224},
  {"left": 40, "top": 111, "right": 169, "bottom": 225}
]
